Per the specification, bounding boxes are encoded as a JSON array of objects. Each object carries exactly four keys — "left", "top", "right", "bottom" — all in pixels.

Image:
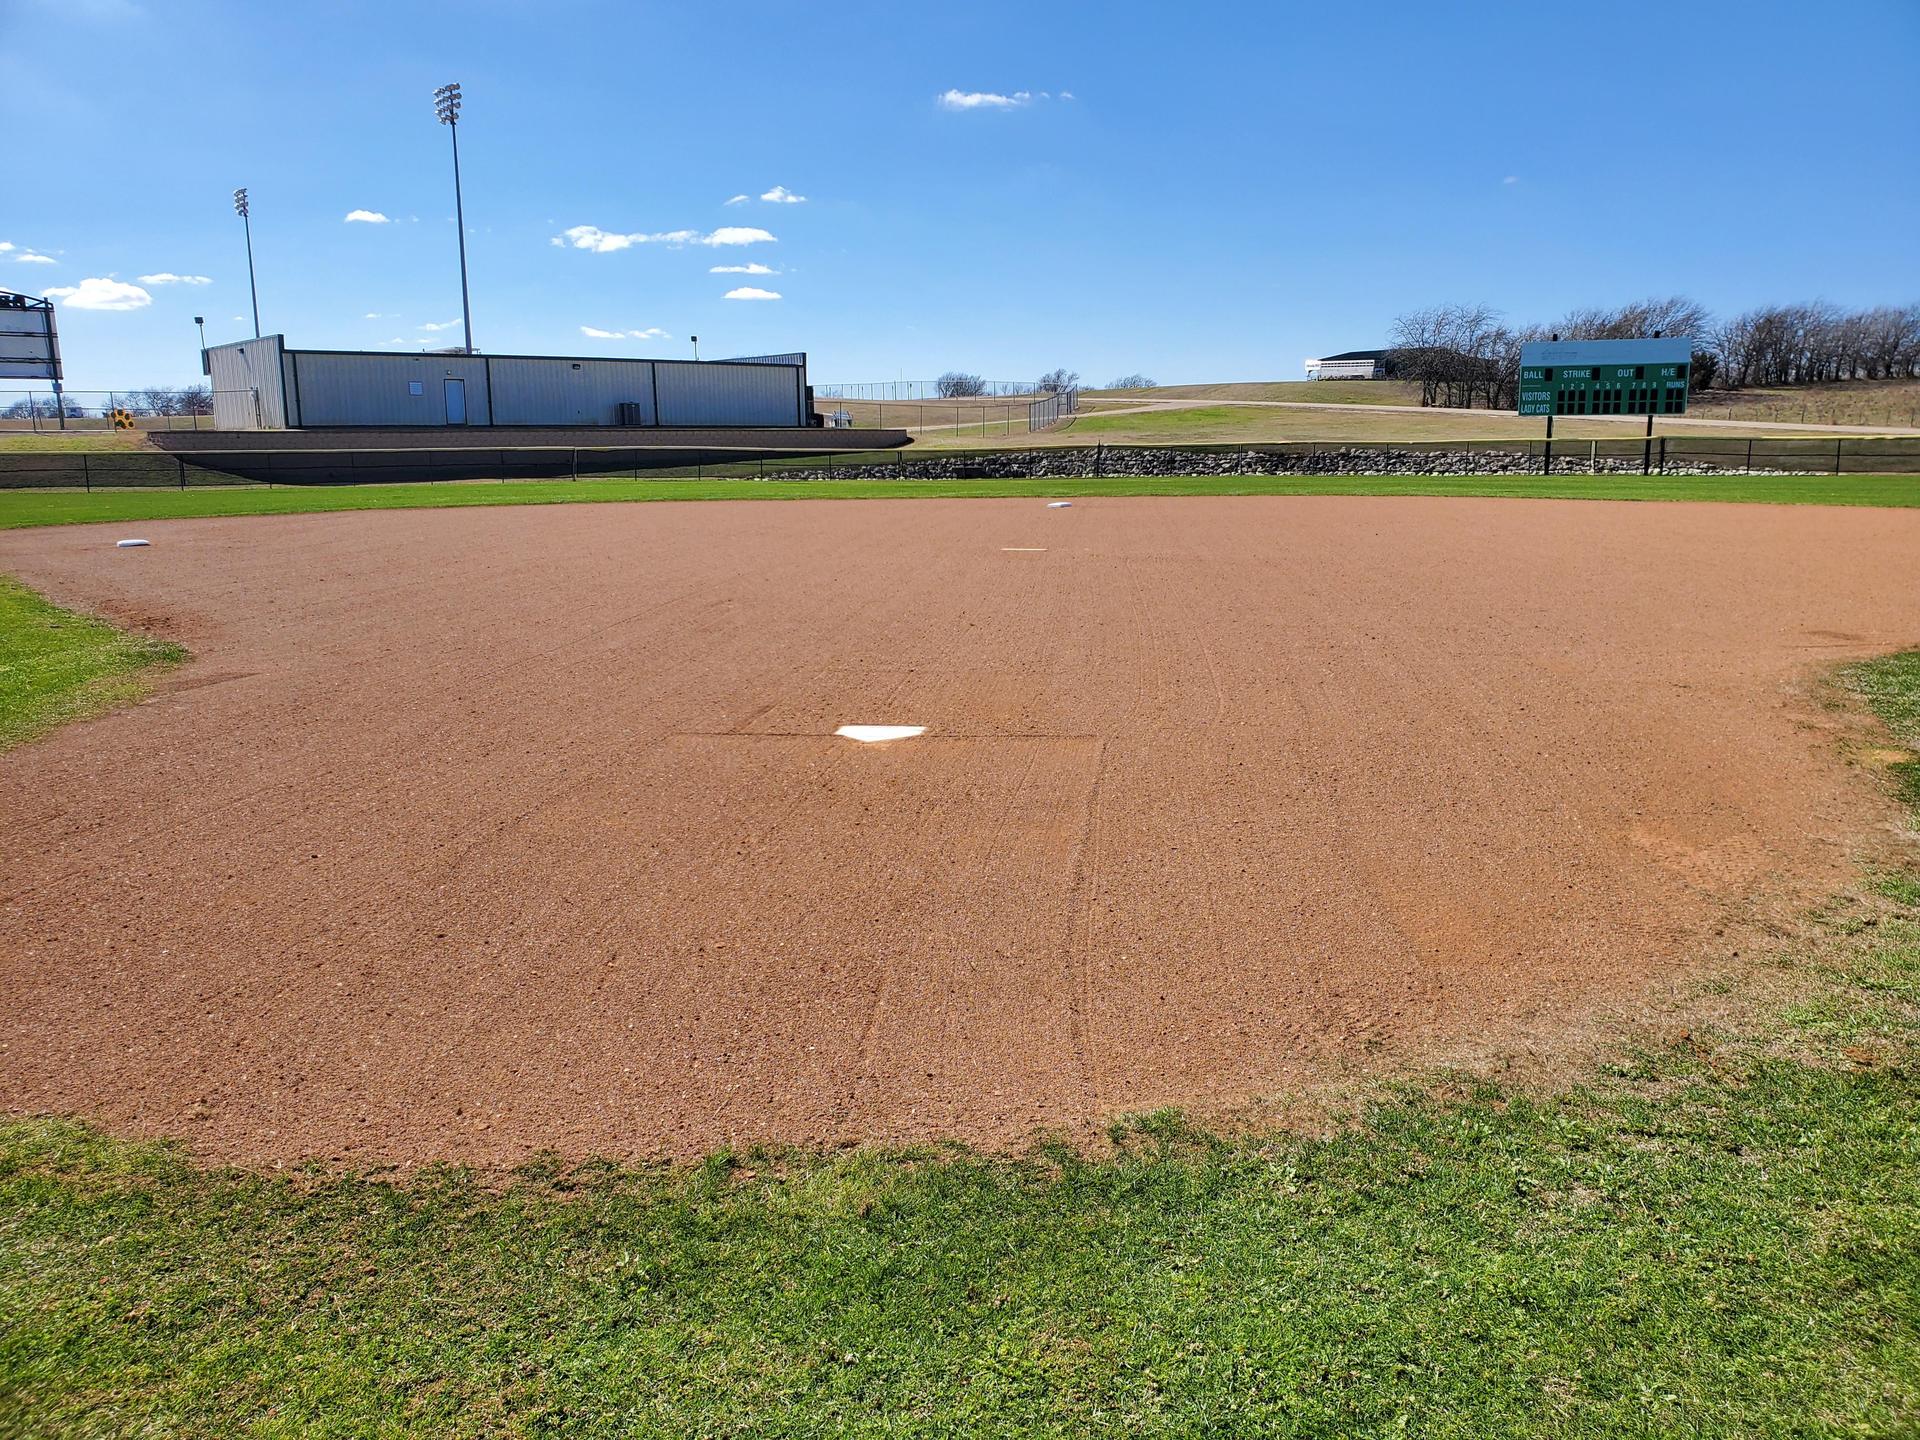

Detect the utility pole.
[
  {"left": 233, "top": 188, "right": 261, "bottom": 337},
  {"left": 434, "top": 83, "right": 475, "bottom": 354}
]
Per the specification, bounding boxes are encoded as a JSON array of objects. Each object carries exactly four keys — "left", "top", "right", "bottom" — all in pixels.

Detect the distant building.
[{"left": 1304, "top": 349, "right": 1393, "bottom": 381}]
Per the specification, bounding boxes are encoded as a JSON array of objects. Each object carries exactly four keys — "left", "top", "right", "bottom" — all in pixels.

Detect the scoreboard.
[
  {"left": 1518, "top": 336, "right": 1692, "bottom": 418},
  {"left": 0, "top": 291, "right": 62, "bottom": 382}
]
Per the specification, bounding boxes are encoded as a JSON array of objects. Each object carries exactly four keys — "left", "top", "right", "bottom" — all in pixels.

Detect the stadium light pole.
[
  {"left": 434, "top": 82, "right": 475, "bottom": 355},
  {"left": 233, "top": 188, "right": 261, "bottom": 337},
  {"left": 690, "top": 334, "right": 700, "bottom": 361}
]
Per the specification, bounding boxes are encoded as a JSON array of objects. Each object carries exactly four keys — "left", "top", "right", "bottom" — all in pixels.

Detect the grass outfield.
[
  {"left": 5, "top": 471, "right": 1920, "bottom": 530},
  {"left": 0, "top": 576, "right": 182, "bottom": 748},
  {"left": 0, "top": 580, "right": 1917, "bottom": 1433}
]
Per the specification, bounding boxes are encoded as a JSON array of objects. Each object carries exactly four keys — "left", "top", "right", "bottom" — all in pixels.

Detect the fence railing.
[
  {"left": 815, "top": 379, "right": 1040, "bottom": 401},
  {"left": 0, "top": 389, "right": 256, "bottom": 432},
  {"left": 814, "top": 396, "right": 1033, "bottom": 437},
  {"left": 1028, "top": 388, "right": 1080, "bottom": 431},
  {"left": 5, "top": 435, "right": 1918, "bottom": 492}
]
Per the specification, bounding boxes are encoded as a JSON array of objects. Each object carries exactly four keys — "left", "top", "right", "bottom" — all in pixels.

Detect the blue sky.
[{"left": 5, "top": 0, "right": 1916, "bottom": 393}]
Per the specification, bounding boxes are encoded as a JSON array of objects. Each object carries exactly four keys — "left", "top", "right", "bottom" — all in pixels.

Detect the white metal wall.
[
  {"left": 287, "top": 353, "right": 491, "bottom": 427},
  {"left": 488, "top": 357, "right": 656, "bottom": 426},
  {"left": 208, "top": 336, "right": 287, "bottom": 428},
  {"left": 203, "top": 345, "right": 807, "bottom": 428},
  {"left": 654, "top": 359, "right": 802, "bottom": 426}
]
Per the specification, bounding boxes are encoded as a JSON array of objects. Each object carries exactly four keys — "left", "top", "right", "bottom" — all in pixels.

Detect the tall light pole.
[
  {"left": 690, "top": 334, "right": 700, "bottom": 361},
  {"left": 434, "top": 82, "right": 475, "bottom": 355},
  {"left": 233, "top": 188, "right": 261, "bottom": 337}
]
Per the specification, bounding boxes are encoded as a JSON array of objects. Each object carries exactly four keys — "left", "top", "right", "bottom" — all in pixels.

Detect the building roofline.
[{"left": 207, "top": 339, "right": 806, "bottom": 370}]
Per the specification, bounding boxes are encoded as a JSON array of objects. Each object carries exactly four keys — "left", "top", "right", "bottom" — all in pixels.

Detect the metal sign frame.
[
  {"left": 1518, "top": 335, "right": 1694, "bottom": 475},
  {"left": 0, "top": 290, "right": 62, "bottom": 382}
]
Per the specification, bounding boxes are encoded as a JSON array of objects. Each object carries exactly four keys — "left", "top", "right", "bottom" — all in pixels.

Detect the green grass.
[
  {"left": 0, "top": 576, "right": 183, "bottom": 749},
  {"left": 5, "top": 470, "right": 1920, "bottom": 531},
  {"left": 2, "top": 634, "right": 1919, "bottom": 1434}
]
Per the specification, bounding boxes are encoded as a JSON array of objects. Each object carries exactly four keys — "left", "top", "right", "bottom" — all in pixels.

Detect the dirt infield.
[{"left": 3, "top": 496, "right": 1918, "bottom": 1167}]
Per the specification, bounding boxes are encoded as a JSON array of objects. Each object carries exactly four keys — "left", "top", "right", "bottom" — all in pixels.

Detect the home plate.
[{"left": 835, "top": 725, "right": 927, "bottom": 744}]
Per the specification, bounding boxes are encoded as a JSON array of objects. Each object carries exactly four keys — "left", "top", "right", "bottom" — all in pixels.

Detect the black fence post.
[
  {"left": 83, "top": 454, "right": 91, "bottom": 492},
  {"left": 1658, "top": 436, "right": 1666, "bottom": 475},
  {"left": 177, "top": 456, "right": 187, "bottom": 490},
  {"left": 1746, "top": 438, "right": 1754, "bottom": 474},
  {"left": 1834, "top": 439, "right": 1843, "bottom": 476}
]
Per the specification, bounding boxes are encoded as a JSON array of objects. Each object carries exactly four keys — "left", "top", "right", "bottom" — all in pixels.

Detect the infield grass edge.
[
  {"left": 0, "top": 576, "right": 184, "bottom": 750},
  {"left": 4, "top": 470, "right": 1920, "bottom": 530}
]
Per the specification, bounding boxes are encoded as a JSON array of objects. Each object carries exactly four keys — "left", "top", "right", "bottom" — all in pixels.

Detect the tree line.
[
  {"left": 2, "top": 385, "right": 215, "bottom": 420},
  {"left": 1387, "top": 298, "right": 1920, "bottom": 410},
  {"left": 933, "top": 369, "right": 1095, "bottom": 398}
]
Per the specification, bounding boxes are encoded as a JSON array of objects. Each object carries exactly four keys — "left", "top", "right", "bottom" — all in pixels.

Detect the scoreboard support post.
[
  {"left": 1642, "top": 413, "right": 1653, "bottom": 475},
  {"left": 1543, "top": 414, "right": 1554, "bottom": 475}
]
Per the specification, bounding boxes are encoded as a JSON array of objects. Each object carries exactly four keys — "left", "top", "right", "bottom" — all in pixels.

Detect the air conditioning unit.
[{"left": 616, "top": 401, "right": 647, "bottom": 426}]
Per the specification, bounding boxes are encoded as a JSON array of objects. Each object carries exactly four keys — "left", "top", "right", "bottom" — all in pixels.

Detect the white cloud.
[
  {"left": 344, "top": 209, "right": 391, "bottom": 224},
  {"left": 938, "top": 88, "right": 1050, "bottom": 110},
  {"left": 553, "top": 223, "right": 776, "bottom": 252},
  {"left": 417, "top": 320, "right": 461, "bottom": 332},
  {"left": 710, "top": 262, "right": 777, "bottom": 275},
  {"left": 706, "top": 227, "right": 778, "bottom": 247},
  {"left": 0, "top": 242, "right": 12, "bottom": 252},
  {"left": 1503, "top": 175, "right": 1519, "bottom": 185},
  {"left": 138, "top": 272, "right": 211, "bottom": 285},
  {"left": 43, "top": 277, "right": 152, "bottom": 311},
  {"left": 759, "top": 185, "right": 806, "bottom": 204},
  {"left": 363, "top": 312, "right": 384, "bottom": 319},
  {"left": 723, "top": 286, "right": 782, "bottom": 301},
  {"left": 723, "top": 194, "right": 750, "bottom": 206},
  {"left": 580, "top": 325, "right": 671, "bottom": 341},
  {"left": 1060, "top": 90, "right": 1075, "bottom": 100},
  {"left": 16, "top": 252, "right": 57, "bottom": 264}
]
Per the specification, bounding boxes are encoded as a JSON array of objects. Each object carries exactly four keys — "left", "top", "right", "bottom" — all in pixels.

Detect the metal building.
[
  {"left": 1303, "top": 349, "right": 1393, "bottom": 381},
  {"left": 206, "top": 336, "right": 813, "bottom": 430}
]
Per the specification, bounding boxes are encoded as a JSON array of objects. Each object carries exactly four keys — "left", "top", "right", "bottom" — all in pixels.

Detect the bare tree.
[
  {"left": 1387, "top": 304, "right": 1524, "bottom": 409},
  {"left": 176, "top": 384, "right": 214, "bottom": 416},
  {"left": 127, "top": 386, "right": 182, "bottom": 416},
  {"left": 934, "top": 371, "right": 987, "bottom": 398},
  {"left": 1035, "top": 368, "right": 1080, "bottom": 394},
  {"left": 1106, "top": 373, "right": 1157, "bottom": 390},
  {"left": 1553, "top": 296, "right": 1711, "bottom": 342}
]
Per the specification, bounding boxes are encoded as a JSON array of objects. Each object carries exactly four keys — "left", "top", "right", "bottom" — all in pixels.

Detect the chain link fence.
[
  {"left": 815, "top": 379, "right": 1039, "bottom": 401},
  {"left": 0, "top": 389, "right": 259, "bottom": 432},
  {"left": 1028, "top": 388, "right": 1080, "bottom": 431},
  {"left": 2, "top": 435, "right": 1917, "bottom": 491}
]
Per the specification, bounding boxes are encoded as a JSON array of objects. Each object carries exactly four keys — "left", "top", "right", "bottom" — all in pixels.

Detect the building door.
[{"left": 444, "top": 378, "right": 467, "bottom": 425}]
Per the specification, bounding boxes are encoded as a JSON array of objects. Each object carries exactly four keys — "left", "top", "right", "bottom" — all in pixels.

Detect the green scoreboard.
[{"left": 1518, "top": 336, "right": 1693, "bottom": 417}]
